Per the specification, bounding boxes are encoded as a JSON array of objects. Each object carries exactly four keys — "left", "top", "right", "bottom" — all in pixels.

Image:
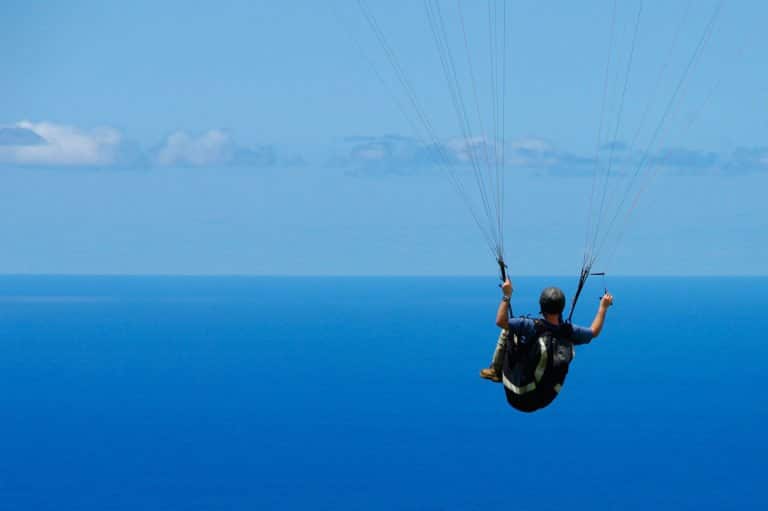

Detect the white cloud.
[
  {"left": 445, "top": 136, "right": 491, "bottom": 163},
  {"left": 338, "top": 134, "right": 599, "bottom": 176},
  {"left": 154, "top": 130, "right": 234, "bottom": 167},
  {"left": 442, "top": 136, "right": 563, "bottom": 168},
  {"left": 153, "top": 130, "right": 278, "bottom": 168},
  {"left": 0, "top": 123, "right": 280, "bottom": 169},
  {"left": 0, "top": 121, "right": 124, "bottom": 166}
]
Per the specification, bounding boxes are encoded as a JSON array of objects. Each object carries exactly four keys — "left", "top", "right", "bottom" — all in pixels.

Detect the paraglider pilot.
[{"left": 480, "top": 279, "right": 614, "bottom": 411}]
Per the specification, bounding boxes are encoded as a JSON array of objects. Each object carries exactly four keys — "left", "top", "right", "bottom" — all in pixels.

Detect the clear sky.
[{"left": 0, "top": 0, "right": 766, "bottom": 276}]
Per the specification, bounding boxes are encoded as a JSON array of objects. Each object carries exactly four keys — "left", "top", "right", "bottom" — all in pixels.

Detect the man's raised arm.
[
  {"left": 590, "top": 292, "right": 614, "bottom": 338},
  {"left": 496, "top": 279, "right": 513, "bottom": 329}
]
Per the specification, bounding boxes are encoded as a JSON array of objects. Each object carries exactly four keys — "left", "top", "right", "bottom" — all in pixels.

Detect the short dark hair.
[{"left": 539, "top": 287, "right": 566, "bottom": 315}]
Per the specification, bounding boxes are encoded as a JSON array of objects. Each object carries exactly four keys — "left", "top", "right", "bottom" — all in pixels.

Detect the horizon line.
[{"left": 0, "top": 273, "right": 763, "bottom": 278}]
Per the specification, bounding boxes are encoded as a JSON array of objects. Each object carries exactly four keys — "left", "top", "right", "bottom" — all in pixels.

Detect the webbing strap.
[{"left": 502, "top": 338, "right": 548, "bottom": 396}]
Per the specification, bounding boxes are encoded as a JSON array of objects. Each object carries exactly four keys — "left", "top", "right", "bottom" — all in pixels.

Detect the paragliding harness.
[{"left": 502, "top": 319, "right": 576, "bottom": 413}]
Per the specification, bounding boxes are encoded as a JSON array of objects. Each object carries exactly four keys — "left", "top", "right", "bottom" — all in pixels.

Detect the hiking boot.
[{"left": 480, "top": 367, "right": 501, "bottom": 382}]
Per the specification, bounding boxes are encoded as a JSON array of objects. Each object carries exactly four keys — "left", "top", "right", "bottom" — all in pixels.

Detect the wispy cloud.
[
  {"left": 0, "top": 121, "right": 128, "bottom": 167},
  {"left": 332, "top": 134, "right": 446, "bottom": 175},
  {"left": 630, "top": 146, "right": 768, "bottom": 175},
  {"left": 0, "top": 122, "right": 295, "bottom": 170},
  {"left": 335, "top": 133, "right": 768, "bottom": 177},
  {"left": 647, "top": 147, "right": 720, "bottom": 175},
  {"left": 335, "top": 135, "right": 594, "bottom": 176},
  {"left": 4, "top": 121, "right": 763, "bottom": 176},
  {"left": 508, "top": 138, "right": 594, "bottom": 175},
  {"left": 152, "top": 129, "right": 278, "bottom": 168},
  {"left": 722, "top": 146, "right": 768, "bottom": 175},
  {"left": 154, "top": 130, "right": 232, "bottom": 167}
]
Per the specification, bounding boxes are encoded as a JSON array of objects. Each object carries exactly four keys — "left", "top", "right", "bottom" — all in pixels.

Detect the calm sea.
[{"left": 0, "top": 276, "right": 764, "bottom": 510}]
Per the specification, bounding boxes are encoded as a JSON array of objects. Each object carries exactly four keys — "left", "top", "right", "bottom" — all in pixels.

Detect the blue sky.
[{"left": 0, "top": 0, "right": 766, "bottom": 275}]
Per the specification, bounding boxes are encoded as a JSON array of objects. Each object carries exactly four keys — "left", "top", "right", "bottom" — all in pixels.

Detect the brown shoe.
[{"left": 480, "top": 367, "right": 501, "bottom": 383}]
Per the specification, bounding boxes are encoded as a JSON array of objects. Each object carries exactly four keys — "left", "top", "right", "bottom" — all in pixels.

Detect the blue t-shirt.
[{"left": 507, "top": 318, "right": 593, "bottom": 345}]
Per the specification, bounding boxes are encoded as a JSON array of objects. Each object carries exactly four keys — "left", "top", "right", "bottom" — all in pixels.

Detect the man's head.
[{"left": 539, "top": 287, "right": 566, "bottom": 315}]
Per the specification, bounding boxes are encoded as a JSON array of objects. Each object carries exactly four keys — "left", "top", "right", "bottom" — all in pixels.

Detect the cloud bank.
[
  {"left": 336, "top": 134, "right": 768, "bottom": 177},
  {"left": 336, "top": 135, "right": 595, "bottom": 176},
  {"left": 2, "top": 121, "right": 764, "bottom": 176},
  {"left": 153, "top": 130, "right": 277, "bottom": 168},
  {"left": 332, "top": 135, "right": 446, "bottom": 175},
  {"left": 0, "top": 122, "right": 126, "bottom": 166},
  {"left": 0, "top": 122, "right": 292, "bottom": 170}
]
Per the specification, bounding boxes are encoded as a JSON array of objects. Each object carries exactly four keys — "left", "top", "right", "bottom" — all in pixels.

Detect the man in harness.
[{"left": 480, "top": 279, "right": 614, "bottom": 412}]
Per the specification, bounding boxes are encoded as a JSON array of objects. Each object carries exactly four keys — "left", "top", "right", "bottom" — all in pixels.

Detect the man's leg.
[{"left": 480, "top": 329, "right": 507, "bottom": 382}]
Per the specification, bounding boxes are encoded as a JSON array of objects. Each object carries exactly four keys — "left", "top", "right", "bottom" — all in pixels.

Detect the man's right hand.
[
  {"left": 502, "top": 279, "right": 513, "bottom": 297},
  {"left": 600, "top": 292, "right": 614, "bottom": 308}
]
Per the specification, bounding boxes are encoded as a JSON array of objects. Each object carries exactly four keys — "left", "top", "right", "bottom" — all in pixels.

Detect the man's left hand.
[{"left": 501, "top": 279, "right": 512, "bottom": 297}]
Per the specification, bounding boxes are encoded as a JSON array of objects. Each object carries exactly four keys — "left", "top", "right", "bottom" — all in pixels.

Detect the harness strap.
[{"left": 502, "top": 337, "right": 548, "bottom": 396}]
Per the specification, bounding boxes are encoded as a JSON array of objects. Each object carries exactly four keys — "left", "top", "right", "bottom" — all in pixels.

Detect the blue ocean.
[{"left": 0, "top": 276, "right": 764, "bottom": 510}]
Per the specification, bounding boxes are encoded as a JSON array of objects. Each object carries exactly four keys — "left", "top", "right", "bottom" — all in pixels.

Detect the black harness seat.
[{"left": 502, "top": 320, "right": 575, "bottom": 413}]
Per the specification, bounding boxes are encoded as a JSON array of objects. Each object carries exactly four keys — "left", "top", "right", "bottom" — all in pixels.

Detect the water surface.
[{"left": 0, "top": 276, "right": 764, "bottom": 510}]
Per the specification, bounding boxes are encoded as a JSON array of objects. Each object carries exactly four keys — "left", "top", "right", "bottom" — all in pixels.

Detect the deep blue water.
[{"left": 0, "top": 276, "right": 765, "bottom": 510}]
